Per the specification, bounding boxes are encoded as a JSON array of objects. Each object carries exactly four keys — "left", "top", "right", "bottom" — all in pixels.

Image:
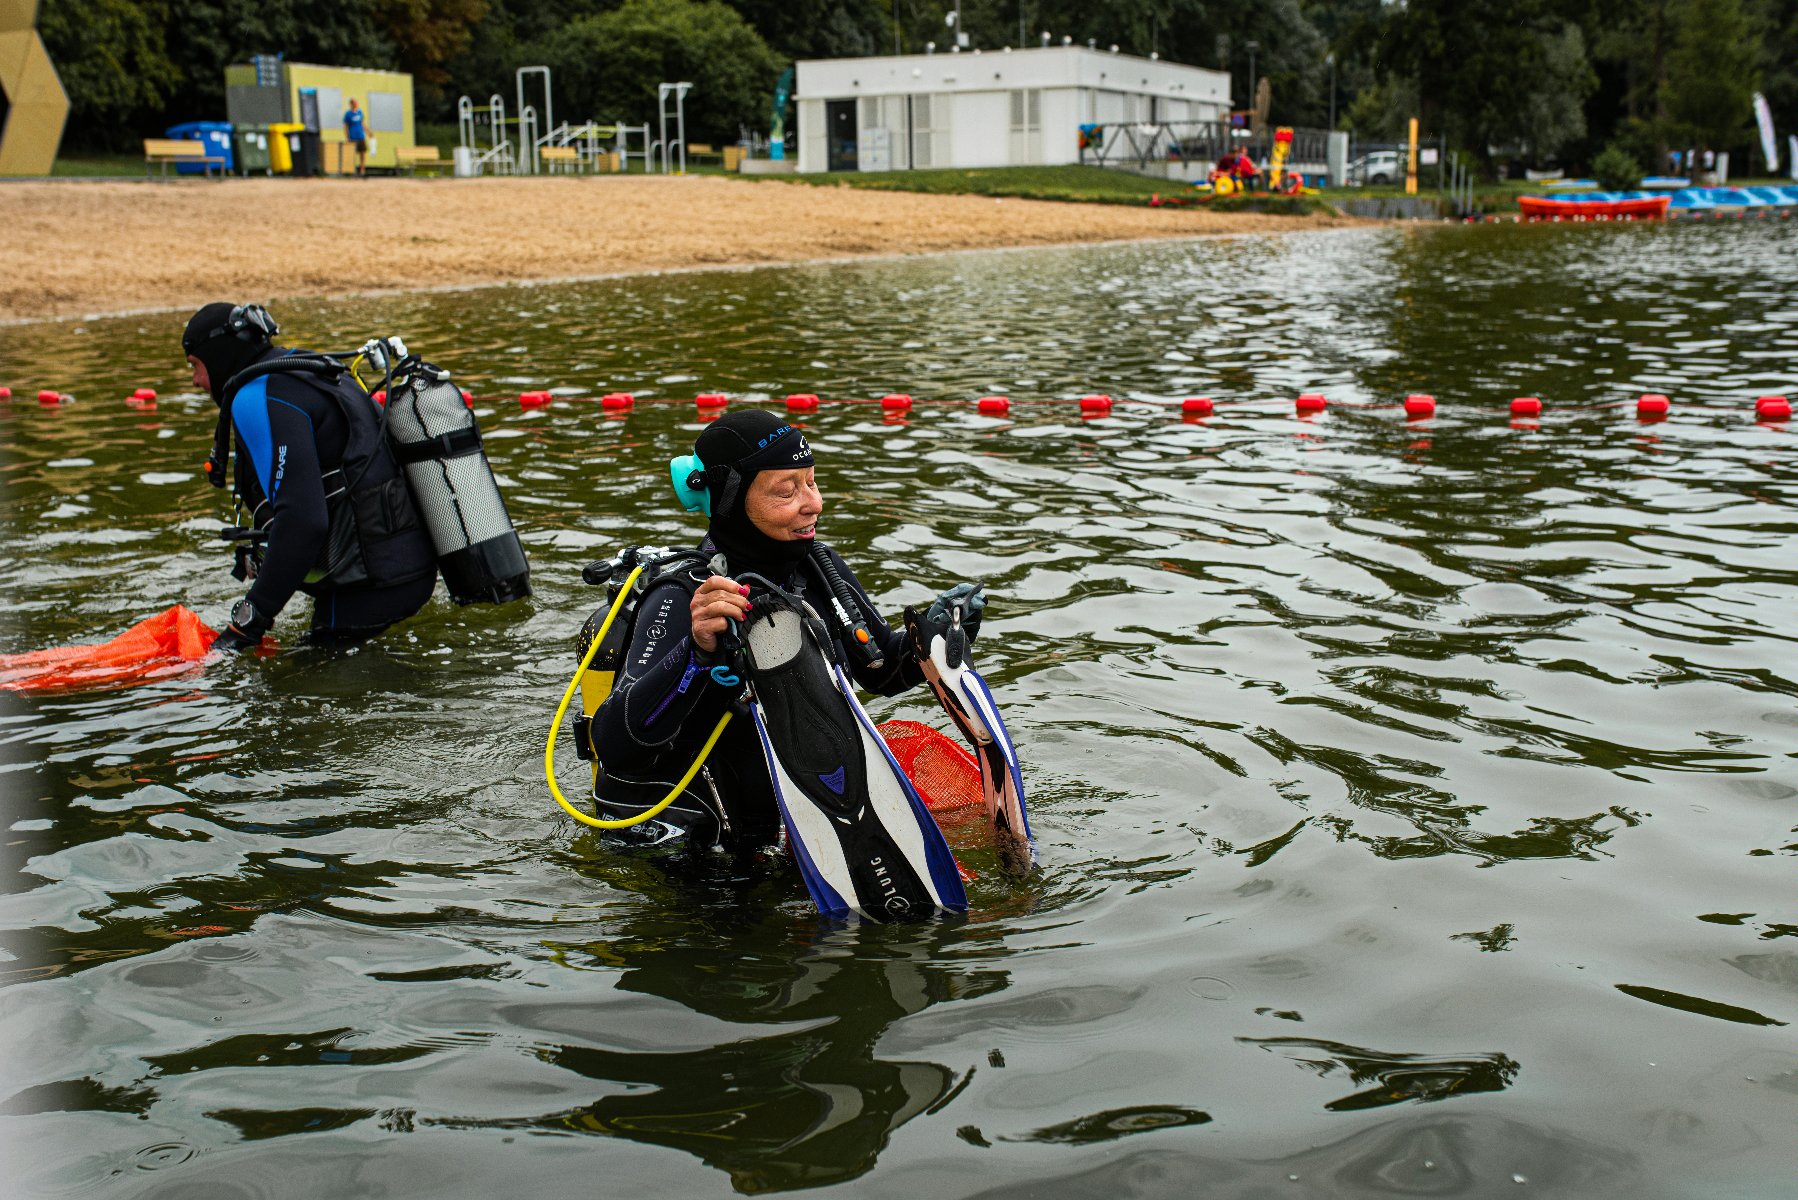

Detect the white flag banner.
[
  {"left": 1752, "top": 92, "right": 1777, "bottom": 173},
  {"left": 1790, "top": 135, "right": 1797, "bottom": 181}
]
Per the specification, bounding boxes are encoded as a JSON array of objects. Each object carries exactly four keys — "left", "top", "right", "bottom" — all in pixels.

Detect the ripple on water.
[{"left": 1, "top": 223, "right": 1794, "bottom": 1197}]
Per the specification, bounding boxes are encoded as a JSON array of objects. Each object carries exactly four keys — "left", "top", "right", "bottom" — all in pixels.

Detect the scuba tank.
[{"left": 380, "top": 351, "right": 532, "bottom": 605}]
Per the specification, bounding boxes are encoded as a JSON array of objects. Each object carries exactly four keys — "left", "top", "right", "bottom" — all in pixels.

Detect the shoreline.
[
  {"left": 2, "top": 230, "right": 1283, "bottom": 328},
  {"left": 1, "top": 175, "right": 1363, "bottom": 325}
]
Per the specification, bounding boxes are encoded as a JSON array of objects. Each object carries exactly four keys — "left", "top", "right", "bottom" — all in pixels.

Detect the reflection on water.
[{"left": 2, "top": 221, "right": 1795, "bottom": 1197}]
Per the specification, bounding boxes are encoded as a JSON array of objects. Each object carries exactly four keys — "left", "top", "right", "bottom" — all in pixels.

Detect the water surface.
[{"left": 2, "top": 222, "right": 1794, "bottom": 1198}]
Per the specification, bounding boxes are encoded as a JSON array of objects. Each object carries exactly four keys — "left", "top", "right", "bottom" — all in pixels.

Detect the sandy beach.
[{"left": 0, "top": 174, "right": 1356, "bottom": 323}]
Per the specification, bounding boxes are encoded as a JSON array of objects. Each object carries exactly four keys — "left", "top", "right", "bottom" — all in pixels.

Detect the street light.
[
  {"left": 1326, "top": 52, "right": 1337, "bottom": 131},
  {"left": 1246, "top": 39, "right": 1259, "bottom": 121}
]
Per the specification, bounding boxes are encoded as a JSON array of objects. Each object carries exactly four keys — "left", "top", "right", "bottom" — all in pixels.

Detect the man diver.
[
  {"left": 182, "top": 302, "right": 437, "bottom": 652},
  {"left": 587, "top": 409, "right": 985, "bottom": 856}
]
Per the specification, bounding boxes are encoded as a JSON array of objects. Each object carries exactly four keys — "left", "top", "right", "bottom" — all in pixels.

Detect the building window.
[
  {"left": 1009, "top": 89, "right": 1041, "bottom": 133},
  {"left": 368, "top": 91, "right": 405, "bottom": 133},
  {"left": 1009, "top": 88, "right": 1042, "bottom": 165},
  {"left": 911, "top": 94, "right": 934, "bottom": 168}
]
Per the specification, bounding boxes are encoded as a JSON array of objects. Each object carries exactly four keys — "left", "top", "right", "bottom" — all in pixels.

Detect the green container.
[{"left": 233, "top": 125, "right": 273, "bottom": 175}]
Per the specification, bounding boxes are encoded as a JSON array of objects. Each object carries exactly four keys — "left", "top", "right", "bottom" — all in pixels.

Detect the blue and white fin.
[
  {"left": 909, "top": 610, "right": 1034, "bottom": 872},
  {"left": 744, "top": 601, "right": 966, "bottom": 921}
]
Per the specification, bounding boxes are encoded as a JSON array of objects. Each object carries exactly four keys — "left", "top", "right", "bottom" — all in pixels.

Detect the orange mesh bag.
[
  {"left": 0, "top": 605, "right": 220, "bottom": 694},
  {"left": 878, "top": 719, "right": 983, "bottom": 813}
]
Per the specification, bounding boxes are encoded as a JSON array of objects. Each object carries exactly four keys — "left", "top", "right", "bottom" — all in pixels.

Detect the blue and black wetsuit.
[
  {"left": 229, "top": 349, "right": 436, "bottom": 641},
  {"left": 589, "top": 543, "right": 926, "bottom": 851}
]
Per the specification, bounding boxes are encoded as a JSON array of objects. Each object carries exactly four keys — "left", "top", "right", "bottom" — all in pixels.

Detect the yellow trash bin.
[{"left": 268, "top": 123, "right": 304, "bottom": 174}]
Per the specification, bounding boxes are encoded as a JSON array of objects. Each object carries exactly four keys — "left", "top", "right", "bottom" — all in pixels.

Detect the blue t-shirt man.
[{"left": 343, "top": 99, "right": 368, "bottom": 176}]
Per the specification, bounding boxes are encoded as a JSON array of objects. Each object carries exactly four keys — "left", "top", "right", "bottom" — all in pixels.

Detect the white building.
[{"left": 795, "top": 46, "right": 1231, "bottom": 174}]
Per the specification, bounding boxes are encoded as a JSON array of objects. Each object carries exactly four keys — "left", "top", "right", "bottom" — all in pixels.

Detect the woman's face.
[{"left": 745, "top": 467, "right": 823, "bottom": 544}]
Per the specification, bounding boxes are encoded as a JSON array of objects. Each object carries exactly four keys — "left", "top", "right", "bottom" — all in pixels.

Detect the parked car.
[{"left": 1347, "top": 150, "right": 1401, "bottom": 186}]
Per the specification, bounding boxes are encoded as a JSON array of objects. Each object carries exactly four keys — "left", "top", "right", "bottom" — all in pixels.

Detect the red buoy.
[
  {"left": 461, "top": 389, "right": 475, "bottom": 409},
  {"left": 1295, "top": 392, "right": 1327, "bottom": 414},
  {"left": 601, "top": 392, "right": 633, "bottom": 411},
  {"left": 1510, "top": 396, "right": 1542, "bottom": 417},
  {"left": 977, "top": 396, "right": 1010, "bottom": 415},
  {"left": 1079, "top": 394, "right": 1113, "bottom": 416},
  {"left": 1181, "top": 397, "right": 1214, "bottom": 416},
  {"left": 695, "top": 392, "right": 728, "bottom": 410},
  {"left": 1403, "top": 393, "right": 1436, "bottom": 418},
  {"left": 0, "top": 387, "right": 12, "bottom": 399},
  {"left": 785, "top": 393, "right": 819, "bottom": 412},
  {"left": 37, "top": 390, "right": 61, "bottom": 405},
  {"left": 133, "top": 388, "right": 156, "bottom": 401},
  {"left": 519, "top": 391, "right": 552, "bottom": 409},
  {"left": 1637, "top": 393, "right": 1670, "bottom": 418},
  {"left": 1756, "top": 394, "right": 1792, "bottom": 420},
  {"left": 881, "top": 393, "right": 913, "bottom": 411},
  {"left": 372, "top": 389, "right": 387, "bottom": 406}
]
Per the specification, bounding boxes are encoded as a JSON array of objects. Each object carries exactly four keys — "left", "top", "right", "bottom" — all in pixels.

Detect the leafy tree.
[
  {"left": 1662, "top": 0, "right": 1757, "bottom": 156},
  {"left": 39, "top": 0, "right": 180, "bottom": 149},
  {"left": 529, "top": 0, "right": 783, "bottom": 142},
  {"left": 377, "top": 0, "right": 491, "bottom": 97}
]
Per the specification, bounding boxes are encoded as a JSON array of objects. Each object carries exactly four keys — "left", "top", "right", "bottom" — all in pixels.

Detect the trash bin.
[
  {"left": 268, "top": 122, "right": 303, "bottom": 174},
  {"left": 233, "top": 125, "right": 272, "bottom": 176},
  {"left": 295, "top": 130, "right": 321, "bottom": 177},
  {"left": 165, "top": 120, "right": 234, "bottom": 176}
]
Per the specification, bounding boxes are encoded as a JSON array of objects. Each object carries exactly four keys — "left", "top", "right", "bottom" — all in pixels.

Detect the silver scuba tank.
[{"left": 382, "top": 356, "right": 531, "bottom": 605}]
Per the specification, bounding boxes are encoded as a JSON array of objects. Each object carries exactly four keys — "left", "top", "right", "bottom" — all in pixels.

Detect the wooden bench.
[
  {"left": 539, "top": 145, "right": 581, "bottom": 174},
  {"left": 685, "top": 142, "right": 720, "bottom": 166},
  {"left": 144, "top": 138, "right": 225, "bottom": 179},
  {"left": 395, "top": 145, "right": 451, "bottom": 176}
]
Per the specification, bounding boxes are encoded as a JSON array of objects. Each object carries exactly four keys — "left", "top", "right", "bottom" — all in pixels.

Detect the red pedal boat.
[{"left": 1518, "top": 195, "right": 1671, "bottom": 221}]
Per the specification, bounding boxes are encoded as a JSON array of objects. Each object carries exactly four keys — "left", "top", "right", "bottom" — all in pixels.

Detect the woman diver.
[{"left": 585, "top": 409, "right": 985, "bottom": 860}]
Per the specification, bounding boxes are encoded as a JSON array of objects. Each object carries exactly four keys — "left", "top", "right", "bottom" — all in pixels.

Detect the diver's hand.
[
  {"left": 923, "top": 582, "right": 985, "bottom": 644},
  {"left": 213, "top": 597, "right": 270, "bottom": 654},
  {"left": 690, "top": 576, "right": 751, "bottom": 654}
]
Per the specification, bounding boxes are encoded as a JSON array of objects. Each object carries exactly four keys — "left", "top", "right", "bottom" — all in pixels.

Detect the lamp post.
[
  {"left": 1246, "top": 39, "right": 1259, "bottom": 123},
  {"left": 1326, "top": 52, "right": 1337, "bottom": 131}
]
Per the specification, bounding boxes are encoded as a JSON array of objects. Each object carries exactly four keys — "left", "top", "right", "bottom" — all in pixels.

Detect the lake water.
[{"left": 2, "top": 222, "right": 1794, "bottom": 1199}]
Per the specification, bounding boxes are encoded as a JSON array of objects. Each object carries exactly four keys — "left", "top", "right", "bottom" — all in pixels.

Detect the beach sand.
[{"left": 1, "top": 174, "right": 1357, "bottom": 323}]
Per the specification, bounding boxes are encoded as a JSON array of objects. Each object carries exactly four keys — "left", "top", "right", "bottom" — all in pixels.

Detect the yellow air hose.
[{"left": 545, "top": 564, "right": 733, "bottom": 829}]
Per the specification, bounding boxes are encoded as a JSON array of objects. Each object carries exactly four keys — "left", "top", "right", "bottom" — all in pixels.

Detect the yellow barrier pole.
[{"left": 1406, "top": 118, "right": 1419, "bottom": 196}]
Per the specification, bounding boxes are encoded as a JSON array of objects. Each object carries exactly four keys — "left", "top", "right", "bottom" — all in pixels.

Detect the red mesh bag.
[
  {"left": 879, "top": 719, "right": 983, "bottom": 813},
  {"left": 0, "top": 605, "right": 220, "bottom": 694}
]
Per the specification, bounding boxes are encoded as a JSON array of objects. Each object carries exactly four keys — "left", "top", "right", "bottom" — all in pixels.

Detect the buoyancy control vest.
[
  {"left": 216, "top": 354, "right": 436, "bottom": 595},
  {"left": 569, "top": 546, "right": 716, "bottom": 782}
]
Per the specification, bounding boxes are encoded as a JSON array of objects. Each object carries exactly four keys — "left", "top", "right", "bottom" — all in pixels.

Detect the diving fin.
[
  {"left": 740, "top": 586, "right": 967, "bottom": 922},
  {"left": 906, "top": 605, "right": 1034, "bottom": 873}
]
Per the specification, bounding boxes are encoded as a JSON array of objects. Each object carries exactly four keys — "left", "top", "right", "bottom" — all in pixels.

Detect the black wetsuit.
[
  {"left": 589, "top": 543, "right": 926, "bottom": 851},
  {"left": 229, "top": 349, "right": 436, "bottom": 641}
]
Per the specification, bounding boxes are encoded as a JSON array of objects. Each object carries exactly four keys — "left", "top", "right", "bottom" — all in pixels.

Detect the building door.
[{"left": 827, "top": 100, "right": 858, "bottom": 171}]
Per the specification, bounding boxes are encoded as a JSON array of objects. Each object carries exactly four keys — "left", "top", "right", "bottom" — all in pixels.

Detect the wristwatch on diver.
[{"left": 230, "top": 597, "right": 268, "bottom": 637}]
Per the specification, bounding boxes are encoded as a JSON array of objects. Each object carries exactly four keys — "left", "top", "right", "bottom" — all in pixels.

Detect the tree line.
[{"left": 43, "top": 0, "right": 1798, "bottom": 176}]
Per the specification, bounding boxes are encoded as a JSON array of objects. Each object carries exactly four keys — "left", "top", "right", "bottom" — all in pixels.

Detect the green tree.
[
  {"left": 1662, "top": 0, "right": 1757, "bottom": 156},
  {"left": 39, "top": 0, "right": 180, "bottom": 149},
  {"left": 378, "top": 0, "right": 491, "bottom": 97},
  {"left": 530, "top": 0, "right": 783, "bottom": 143}
]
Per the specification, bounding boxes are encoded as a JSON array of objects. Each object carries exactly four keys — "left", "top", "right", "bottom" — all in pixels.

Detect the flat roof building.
[{"left": 796, "top": 46, "right": 1231, "bottom": 174}]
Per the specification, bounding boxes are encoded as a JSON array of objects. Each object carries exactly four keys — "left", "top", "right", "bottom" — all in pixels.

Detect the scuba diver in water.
[
  {"left": 183, "top": 302, "right": 437, "bottom": 652},
  {"left": 585, "top": 410, "right": 986, "bottom": 877}
]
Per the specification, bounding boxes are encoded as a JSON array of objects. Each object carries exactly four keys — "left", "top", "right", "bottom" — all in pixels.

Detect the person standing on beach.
[
  {"left": 344, "top": 98, "right": 368, "bottom": 177},
  {"left": 182, "top": 303, "right": 436, "bottom": 652}
]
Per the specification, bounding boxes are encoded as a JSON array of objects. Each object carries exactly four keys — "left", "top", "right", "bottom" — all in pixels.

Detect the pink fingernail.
[{"left": 739, "top": 585, "right": 749, "bottom": 595}]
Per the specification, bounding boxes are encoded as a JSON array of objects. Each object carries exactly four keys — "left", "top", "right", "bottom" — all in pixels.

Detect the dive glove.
[
  {"left": 213, "top": 597, "right": 270, "bottom": 654},
  {"left": 922, "top": 582, "right": 985, "bottom": 645}
]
